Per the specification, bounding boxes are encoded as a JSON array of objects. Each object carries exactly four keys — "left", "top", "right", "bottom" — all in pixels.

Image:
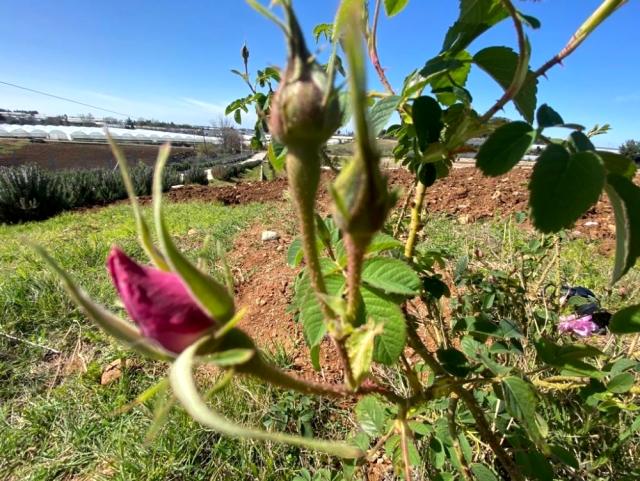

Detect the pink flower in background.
[
  {"left": 558, "top": 314, "right": 599, "bottom": 337},
  {"left": 107, "top": 247, "right": 215, "bottom": 353}
]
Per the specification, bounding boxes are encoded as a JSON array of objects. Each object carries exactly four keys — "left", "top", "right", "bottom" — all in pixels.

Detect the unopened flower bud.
[
  {"left": 331, "top": 155, "right": 396, "bottom": 245},
  {"left": 242, "top": 43, "right": 250, "bottom": 65},
  {"left": 107, "top": 247, "right": 216, "bottom": 354},
  {"left": 268, "top": 4, "right": 340, "bottom": 149}
]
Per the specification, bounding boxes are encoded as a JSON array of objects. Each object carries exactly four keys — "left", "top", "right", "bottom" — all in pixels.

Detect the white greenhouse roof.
[{"left": 0, "top": 124, "right": 216, "bottom": 144}]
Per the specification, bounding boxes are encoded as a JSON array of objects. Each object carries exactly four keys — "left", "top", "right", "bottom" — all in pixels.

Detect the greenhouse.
[{"left": 0, "top": 124, "right": 213, "bottom": 144}]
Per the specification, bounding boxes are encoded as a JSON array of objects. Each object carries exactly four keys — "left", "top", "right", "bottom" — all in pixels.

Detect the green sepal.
[
  {"left": 170, "top": 336, "right": 364, "bottom": 459},
  {"left": 152, "top": 145, "right": 236, "bottom": 324}
]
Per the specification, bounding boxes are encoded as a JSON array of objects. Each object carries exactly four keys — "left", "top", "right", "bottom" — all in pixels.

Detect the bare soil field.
[
  {"left": 133, "top": 166, "right": 619, "bottom": 246},
  {"left": 0, "top": 141, "right": 195, "bottom": 170}
]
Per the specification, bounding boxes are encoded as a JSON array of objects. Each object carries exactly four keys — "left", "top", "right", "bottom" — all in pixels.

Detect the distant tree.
[
  {"left": 619, "top": 139, "right": 640, "bottom": 160},
  {"left": 124, "top": 117, "right": 135, "bottom": 129},
  {"left": 214, "top": 116, "right": 243, "bottom": 153}
]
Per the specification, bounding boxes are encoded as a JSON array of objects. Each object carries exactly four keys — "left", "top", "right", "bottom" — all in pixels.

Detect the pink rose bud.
[{"left": 107, "top": 247, "right": 215, "bottom": 353}]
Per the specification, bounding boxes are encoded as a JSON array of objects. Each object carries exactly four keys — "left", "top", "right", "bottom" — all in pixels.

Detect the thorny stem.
[
  {"left": 366, "top": 426, "right": 395, "bottom": 461},
  {"left": 406, "top": 327, "right": 525, "bottom": 481},
  {"left": 404, "top": 181, "right": 427, "bottom": 258},
  {"left": 480, "top": 0, "right": 527, "bottom": 123},
  {"left": 286, "top": 148, "right": 331, "bottom": 318},
  {"left": 399, "top": 417, "right": 413, "bottom": 481},
  {"left": 368, "top": 0, "right": 396, "bottom": 95},
  {"left": 448, "top": 397, "right": 473, "bottom": 481},
  {"left": 534, "top": 0, "right": 627, "bottom": 79},
  {"left": 287, "top": 148, "right": 358, "bottom": 388},
  {"left": 241, "top": 350, "right": 405, "bottom": 403},
  {"left": 393, "top": 181, "right": 416, "bottom": 238},
  {"left": 345, "top": 234, "right": 366, "bottom": 322}
]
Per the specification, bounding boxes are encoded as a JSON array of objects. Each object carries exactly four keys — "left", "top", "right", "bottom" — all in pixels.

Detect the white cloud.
[
  {"left": 0, "top": 82, "right": 255, "bottom": 127},
  {"left": 180, "top": 97, "right": 227, "bottom": 115}
]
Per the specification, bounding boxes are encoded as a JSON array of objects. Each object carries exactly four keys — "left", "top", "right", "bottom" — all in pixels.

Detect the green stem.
[
  {"left": 399, "top": 417, "right": 413, "bottom": 481},
  {"left": 171, "top": 338, "right": 364, "bottom": 460},
  {"left": 404, "top": 181, "right": 427, "bottom": 259},
  {"left": 345, "top": 233, "right": 366, "bottom": 323},
  {"left": 286, "top": 148, "right": 332, "bottom": 318},
  {"left": 480, "top": 0, "right": 527, "bottom": 123},
  {"left": 535, "top": 0, "right": 627, "bottom": 78}
]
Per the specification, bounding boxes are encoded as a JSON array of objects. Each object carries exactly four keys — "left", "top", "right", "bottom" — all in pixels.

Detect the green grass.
[
  {"left": 0, "top": 201, "right": 351, "bottom": 481},
  {"left": 326, "top": 139, "right": 397, "bottom": 158}
]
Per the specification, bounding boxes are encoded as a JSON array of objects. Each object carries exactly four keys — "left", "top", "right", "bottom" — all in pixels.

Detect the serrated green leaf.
[
  {"left": 355, "top": 395, "right": 390, "bottom": 437},
  {"left": 152, "top": 149, "right": 236, "bottom": 324},
  {"left": 529, "top": 146, "right": 605, "bottom": 233},
  {"left": 605, "top": 174, "right": 640, "bottom": 283},
  {"left": 476, "top": 121, "right": 536, "bottom": 176},
  {"left": 470, "top": 463, "right": 498, "bottom": 481},
  {"left": 419, "top": 56, "right": 466, "bottom": 81},
  {"left": 287, "top": 238, "right": 304, "bottom": 267},
  {"left": 569, "top": 131, "right": 595, "bottom": 152},
  {"left": 473, "top": 46, "right": 538, "bottom": 122},
  {"left": 502, "top": 376, "right": 546, "bottom": 449},
  {"left": 383, "top": 0, "right": 409, "bottom": 17},
  {"left": 347, "top": 320, "right": 382, "bottom": 385},
  {"left": 361, "top": 286, "right": 407, "bottom": 364},
  {"left": 430, "top": 51, "right": 473, "bottom": 106},
  {"left": 310, "top": 344, "right": 321, "bottom": 371},
  {"left": 422, "top": 276, "right": 450, "bottom": 299},
  {"left": 519, "top": 12, "right": 541, "bottom": 29},
  {"left": 362, "top": 257, "right": 421, "bottom": 296},
  {"left": 206, "top": 348, "right": 254, "bottom": 367},
  {"left": 536, "top": 104, "right": 564, "bottom": 128},
  {"left": 442, "top": 0, "right": 508, "bottom": 55},
  {"left": 267, "top": 141, "right": 286, "bottom": 172},
  {"left": 299, "top": 274, "right": 344, "bottom": 347},
  {"left": 412, "top": 96, "right": 443, "bottom": 151},
  {"left": 534, "top": 339, "right": 603, "bottom": 378},
  {"left": 609, "top": 358, "right": 639, "bottom": 376},
  {"left": 436, "top": 348, "right": 471, "bottom": 377},
  {"left": 370, "top": 95, "right": 400, "bottom": 136},
  {"left": 366, "top": 233, "right": 404, "bottom": 254},
  {"left": 607, "top": 372, "right": 635, "bottom": 393},
  {"left": 597, "top": 151, "right": 637, "bottom": 179},
  {"left": 429, "top": 436, "right": 446, "bottom": 469}
]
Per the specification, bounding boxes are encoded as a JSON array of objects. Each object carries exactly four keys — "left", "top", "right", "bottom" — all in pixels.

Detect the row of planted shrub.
[{"left": 0, "top": 163, "right": 208, "bottom": 224}]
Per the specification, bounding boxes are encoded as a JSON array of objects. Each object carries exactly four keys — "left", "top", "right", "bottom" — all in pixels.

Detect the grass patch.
[{"left": 0, "top": 200, "right": 352, "bottom": 480}]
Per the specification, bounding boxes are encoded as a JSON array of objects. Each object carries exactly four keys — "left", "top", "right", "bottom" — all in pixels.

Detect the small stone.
[
  {"left": 171, "top": 184, "right": 184, "bottom": 189},
  {"left": 187, "top": 228, "right": 198, "bottom": 236},
  {"left": 261, "top": 230, "right": 280, "bottom": 241},
  {"left": 458, "top": 214, "right": 470, "bottom": 225},
  {"left": 276, "top": 245, "right": 284, "bottom": 252},
  {"left": 584, "top": 221, "right": 598, "bottom": 227},
  {"left": 101, "top": 359, "right": 124, "bottom": 385}
]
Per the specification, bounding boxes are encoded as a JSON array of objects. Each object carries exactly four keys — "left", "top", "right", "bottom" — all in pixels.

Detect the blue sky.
[{"left": 0, "top": 0, "right": 638, "bottom": 147}]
